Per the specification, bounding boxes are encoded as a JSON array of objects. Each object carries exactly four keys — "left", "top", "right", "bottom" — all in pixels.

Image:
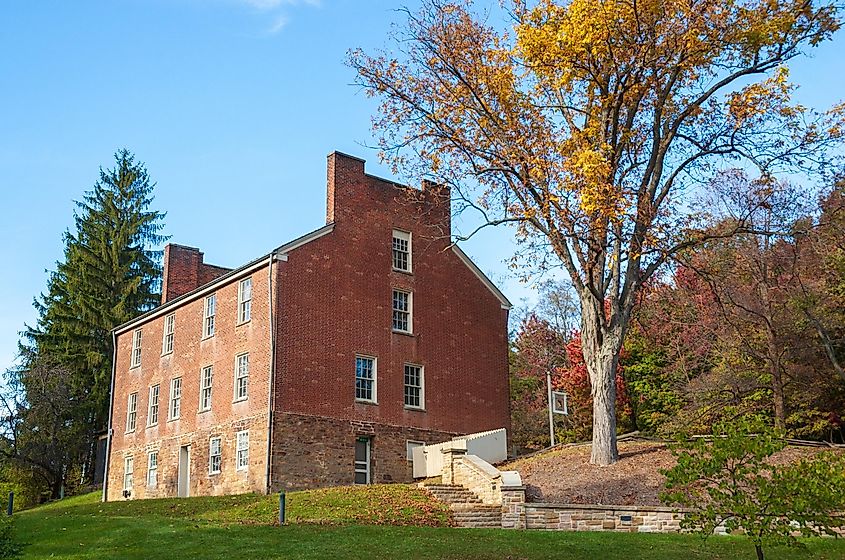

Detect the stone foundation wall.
[
  {"left": 106, "top": 412, "right": 269, "bottom": 501},
  {"left": 269, "top": 412, "right": 456, "bottom": 491}
]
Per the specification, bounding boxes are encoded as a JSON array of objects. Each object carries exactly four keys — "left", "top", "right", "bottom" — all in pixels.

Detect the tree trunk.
[
  {"left": 765, "top": 325, "right": 786, "bottom": 430},
  {"left": 755, "top": 543, "right": 765, "bottom": 560},
  {"left": 581, "top": 299, "right": 621, "bottom": 465},
  {"left": 589, "top": 349, "right": 619, "bottom": 465}
]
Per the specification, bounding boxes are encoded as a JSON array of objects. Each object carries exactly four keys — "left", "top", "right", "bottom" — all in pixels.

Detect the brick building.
[{"left": 103, "top": 152, "right": 511, "bottom": 501}]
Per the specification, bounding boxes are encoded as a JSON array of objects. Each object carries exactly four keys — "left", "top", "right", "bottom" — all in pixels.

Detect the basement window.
[
  {"left": 200, "top": 366, "right": 213, "bottom": 412},
  {"left": 147, "top": 451, "right": 158, "bottom": 487},
  {"left": 238, "top": 278, "right": 252, "bottom": 324},
  {"left": 392, "top": 230, "right": 412, "bottom": 273},
  {"left": 126, "top": 392, "right": 137, "bottom": 432},
  {"left": 209, "top": 437, "right": 222, "bottom": 475},
  {"left": 406, "top": 440, "right": 425, "bottom": 461},
  {"left": 162, "top": 313, "right": 175, "bottom": 355},
  {"left": 131, "top": 328, "right": 142, "bottom": 368},
  {"left": 236, "top": 430, "right": 249, "bottom": 471},
  {"left": 355, "top": 355, "right": 377, "bottom": 403},
  {"left": 392, "top": 290, "right": 412, "bottom": 334},
  {"left": 123, "top": 456, "right": 134, "bottom": 494}
]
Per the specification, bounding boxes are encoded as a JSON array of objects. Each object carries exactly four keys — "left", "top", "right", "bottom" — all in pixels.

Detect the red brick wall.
[
  {"left": 107, "top": 264, "right": 272, "bottom": 501},
  {"left": 274, "top": 152, "right": 510, "bottom": 437},
  {"left": 108, "top": 151, "right": 511, "bottom": 499},
  {"left": 161, "top": 244, "right": 232, "bottom": 304}
]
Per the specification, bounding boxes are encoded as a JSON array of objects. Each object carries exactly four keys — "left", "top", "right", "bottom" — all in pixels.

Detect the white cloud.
[
  {"left": 240, "top": 0, "right": 320, "bottom": 10},
  {"left": 268, "top": 14, "right": 289, "bottom": 34},
  {"left": 231, "top": 0, "right": 321, "bottom": 35}
]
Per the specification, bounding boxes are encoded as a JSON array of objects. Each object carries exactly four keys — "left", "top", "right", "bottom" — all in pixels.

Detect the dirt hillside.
[{"left": 503, "top": 439, "right": 841, "bottom": 506}]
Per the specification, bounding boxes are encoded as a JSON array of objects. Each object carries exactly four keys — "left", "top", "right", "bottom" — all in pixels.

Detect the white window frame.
[
  {"left": 123, "top": 456, "right": 134, "bottom": 493},
  {"left": 161, "top": 313, "right": 175, "bottom": 355},
  {"left": 238, "top": 278, "right": 252, "bottom": 324},
  {"left": 203, "top": 294, "right": 216, "bottom": 338},
  {"left": 147, "top": 451, "right": 158, "bottom": 487},
  {"left": 406, "top": 440, "right": 425, "bottom": 461},
  {"left": 236, "top": 430, "right": 249, "bottom": 471},
  {"left": 403, "top": 364, "right": 425, "bottom": 410},
  {"left": 354, "top": 355, "right": 377, "bottom": 404},
  {"left": 126, "top": 392, "right": 137, "bottom": 432},
  {"left": 199, "top": 366, "right": 213, "bottom": 412},
  {"left": 169, "top": 377, "right": 182, "bottom": 420},
  {"left": 392, "top": 229, "right": 412, "bottom": 273},
  {"left": 148, "top": 384, "right": 160, "bottom": 426},
  {"left": 234, "top": 353, "right": 249, "bottom": 402},
  {"left": 392, "top": 290, "right": 413, "bottom": 334},
  {"left": 131, "top": 328, "right": 142, "bottom": 368},
  {"left": 209, "top": 436, "right": 222, "bottom": 475}
]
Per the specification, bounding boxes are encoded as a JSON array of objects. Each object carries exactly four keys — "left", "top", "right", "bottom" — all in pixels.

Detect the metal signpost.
[{"left": 546, "top": 369, "right": 569, "bottom": 447}]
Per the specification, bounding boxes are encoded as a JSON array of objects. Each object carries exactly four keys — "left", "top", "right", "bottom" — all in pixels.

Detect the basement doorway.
[
  {"left": 354, "top": 437, "right": 371, "bottom": 484},
  {"left": 177, "top": 445, "right": 191, "bottom": 497}
]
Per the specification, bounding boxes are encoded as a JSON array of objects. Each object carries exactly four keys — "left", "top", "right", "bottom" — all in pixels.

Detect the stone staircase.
[{"left": 423, "top": 484, "right": 503, "bottom": 528}]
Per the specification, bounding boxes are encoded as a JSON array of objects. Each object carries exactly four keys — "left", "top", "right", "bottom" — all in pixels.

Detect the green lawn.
[{"left": 14, "top": 489, "right": 845, "bottom": 560}]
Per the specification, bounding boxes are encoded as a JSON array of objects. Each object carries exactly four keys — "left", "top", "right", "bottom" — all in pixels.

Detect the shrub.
[
  {"left": 0, "top": 515, "right": 22, "bottom": 559},
  {"left": 661, "top": 416, "right": 845, "bottom": 560}
]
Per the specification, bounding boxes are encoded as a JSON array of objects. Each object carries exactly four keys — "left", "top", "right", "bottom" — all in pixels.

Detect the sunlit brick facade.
[{"left": 104, "top": 152, "right": 511, "bottom": 501}]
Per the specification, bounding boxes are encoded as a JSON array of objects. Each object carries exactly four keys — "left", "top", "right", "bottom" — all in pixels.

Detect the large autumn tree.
[{"left": 350, "top": 0, "right": 844, "bottom": 464}]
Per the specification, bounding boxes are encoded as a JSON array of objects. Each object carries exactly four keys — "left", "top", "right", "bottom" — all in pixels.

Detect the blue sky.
[{"left": 1, "top": 0, "right": 844, "bottom": 373}]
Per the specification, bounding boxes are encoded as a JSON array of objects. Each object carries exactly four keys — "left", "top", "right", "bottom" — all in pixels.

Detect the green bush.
[
  {"left": 0, "top": 515, "right": 22, "bottom": 559},
  {"left": 661, "top": 416, "right": 845, "bottom": 560}
]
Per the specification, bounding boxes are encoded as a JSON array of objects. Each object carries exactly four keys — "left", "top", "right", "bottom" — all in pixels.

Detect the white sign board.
[{"left": 552, "top": 391, "right": 568, "bottom": 415}]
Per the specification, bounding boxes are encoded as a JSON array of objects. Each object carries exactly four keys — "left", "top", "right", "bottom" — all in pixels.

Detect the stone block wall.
[
  {"left": 452, "top": 454, "right": 503, "bottom": 505},
  {"left": 521, "top": 504, "right": 687, "bottom": 532},
  {"left": 269, "top": 411, "right": 457, "bottom": 491}
]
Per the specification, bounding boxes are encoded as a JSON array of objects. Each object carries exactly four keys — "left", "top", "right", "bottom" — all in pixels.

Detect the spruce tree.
[{"left": 21, "top": 149, "right": 167, "bottom": 482}]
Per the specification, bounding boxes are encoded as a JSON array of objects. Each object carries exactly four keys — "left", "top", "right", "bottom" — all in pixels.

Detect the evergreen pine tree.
[{"left": 20, "top": 149, "right": 167, "bottom": 483}]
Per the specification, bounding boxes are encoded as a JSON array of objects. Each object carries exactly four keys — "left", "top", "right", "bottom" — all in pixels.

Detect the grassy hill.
[{"left": 13, "top": 486, "right": 845, "bottom": 559}]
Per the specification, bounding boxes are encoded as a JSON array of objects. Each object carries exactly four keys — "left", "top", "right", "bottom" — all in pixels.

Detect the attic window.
[{"left": 392, "top": 230, "right": 412, "bottom": 272}]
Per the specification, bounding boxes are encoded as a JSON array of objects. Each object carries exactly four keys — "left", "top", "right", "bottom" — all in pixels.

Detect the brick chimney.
[
  {"left": 326, "top": 151, "right": 366, "bottom": 224},
  {"left": 161, "top": 244, "right": 232, "bottom": 304},
  {"left": 325, "top": 151, "right": 451, "bottom": 236}
]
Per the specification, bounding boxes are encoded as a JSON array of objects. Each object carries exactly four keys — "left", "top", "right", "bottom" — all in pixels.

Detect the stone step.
[{"left": 450, "top": 503, "right": 501, "bottom": 512}]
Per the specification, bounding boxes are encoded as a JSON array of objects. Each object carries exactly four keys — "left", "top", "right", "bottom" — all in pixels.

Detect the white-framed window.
[
  {"left": 203, "top": 294, "right": 216, "bottom": 338},
  {"left": 238, "top": 278, "right": 252, "bottom": 323},
  {"left": 148, "top": 384, "right": 160, "bottom": 426},
  {"left": 162, "top": 313, "right": 175, "bottom": 355},
  {"left": 209, "top": 436, "right": 222, "bottom": 474},
  {"left": 406, "top": 440, "right": 425, "bottom": 461},
  {"left": 169, "top": 377, "right": 182, "bottom": 420},
  {"left": 355, "top": 355, "right": 377, "bottom": 403},
  {"left": 199, "top": 366, "right": 213, "bottom": 412},
  {"left": 234, "top": 353, "right": 249, "bottom": 402},
  {"left": 131, "top": 328, "right": 142, "bottom": 368},
  {"left": 123, "top": 456, "right": 134, "bottom": 493},
  {"left": 236, "top": 430, "right": 249, "bottom": 471},
  {"left": 126, "top": 392, "right": 137, "bottom": 432},
  {"left": 392, "top": 290, "right": 412, "bottom": 333},
  {"left": 392, "top": 229, "right": 412, "bottom": 272},
  {"left": 404, "top": 364, "right": 424, "bottom": 409},
  {"left": 147, "top": 451, "right": 158, "bottom": 487}
]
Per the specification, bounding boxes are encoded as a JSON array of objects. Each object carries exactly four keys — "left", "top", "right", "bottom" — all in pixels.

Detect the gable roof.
[
  {"left": 451, "top": 245, "right": 512, "bottom": 310},
  {"left": 113, "top": 223, "right": 335, "bottom": 335}
]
